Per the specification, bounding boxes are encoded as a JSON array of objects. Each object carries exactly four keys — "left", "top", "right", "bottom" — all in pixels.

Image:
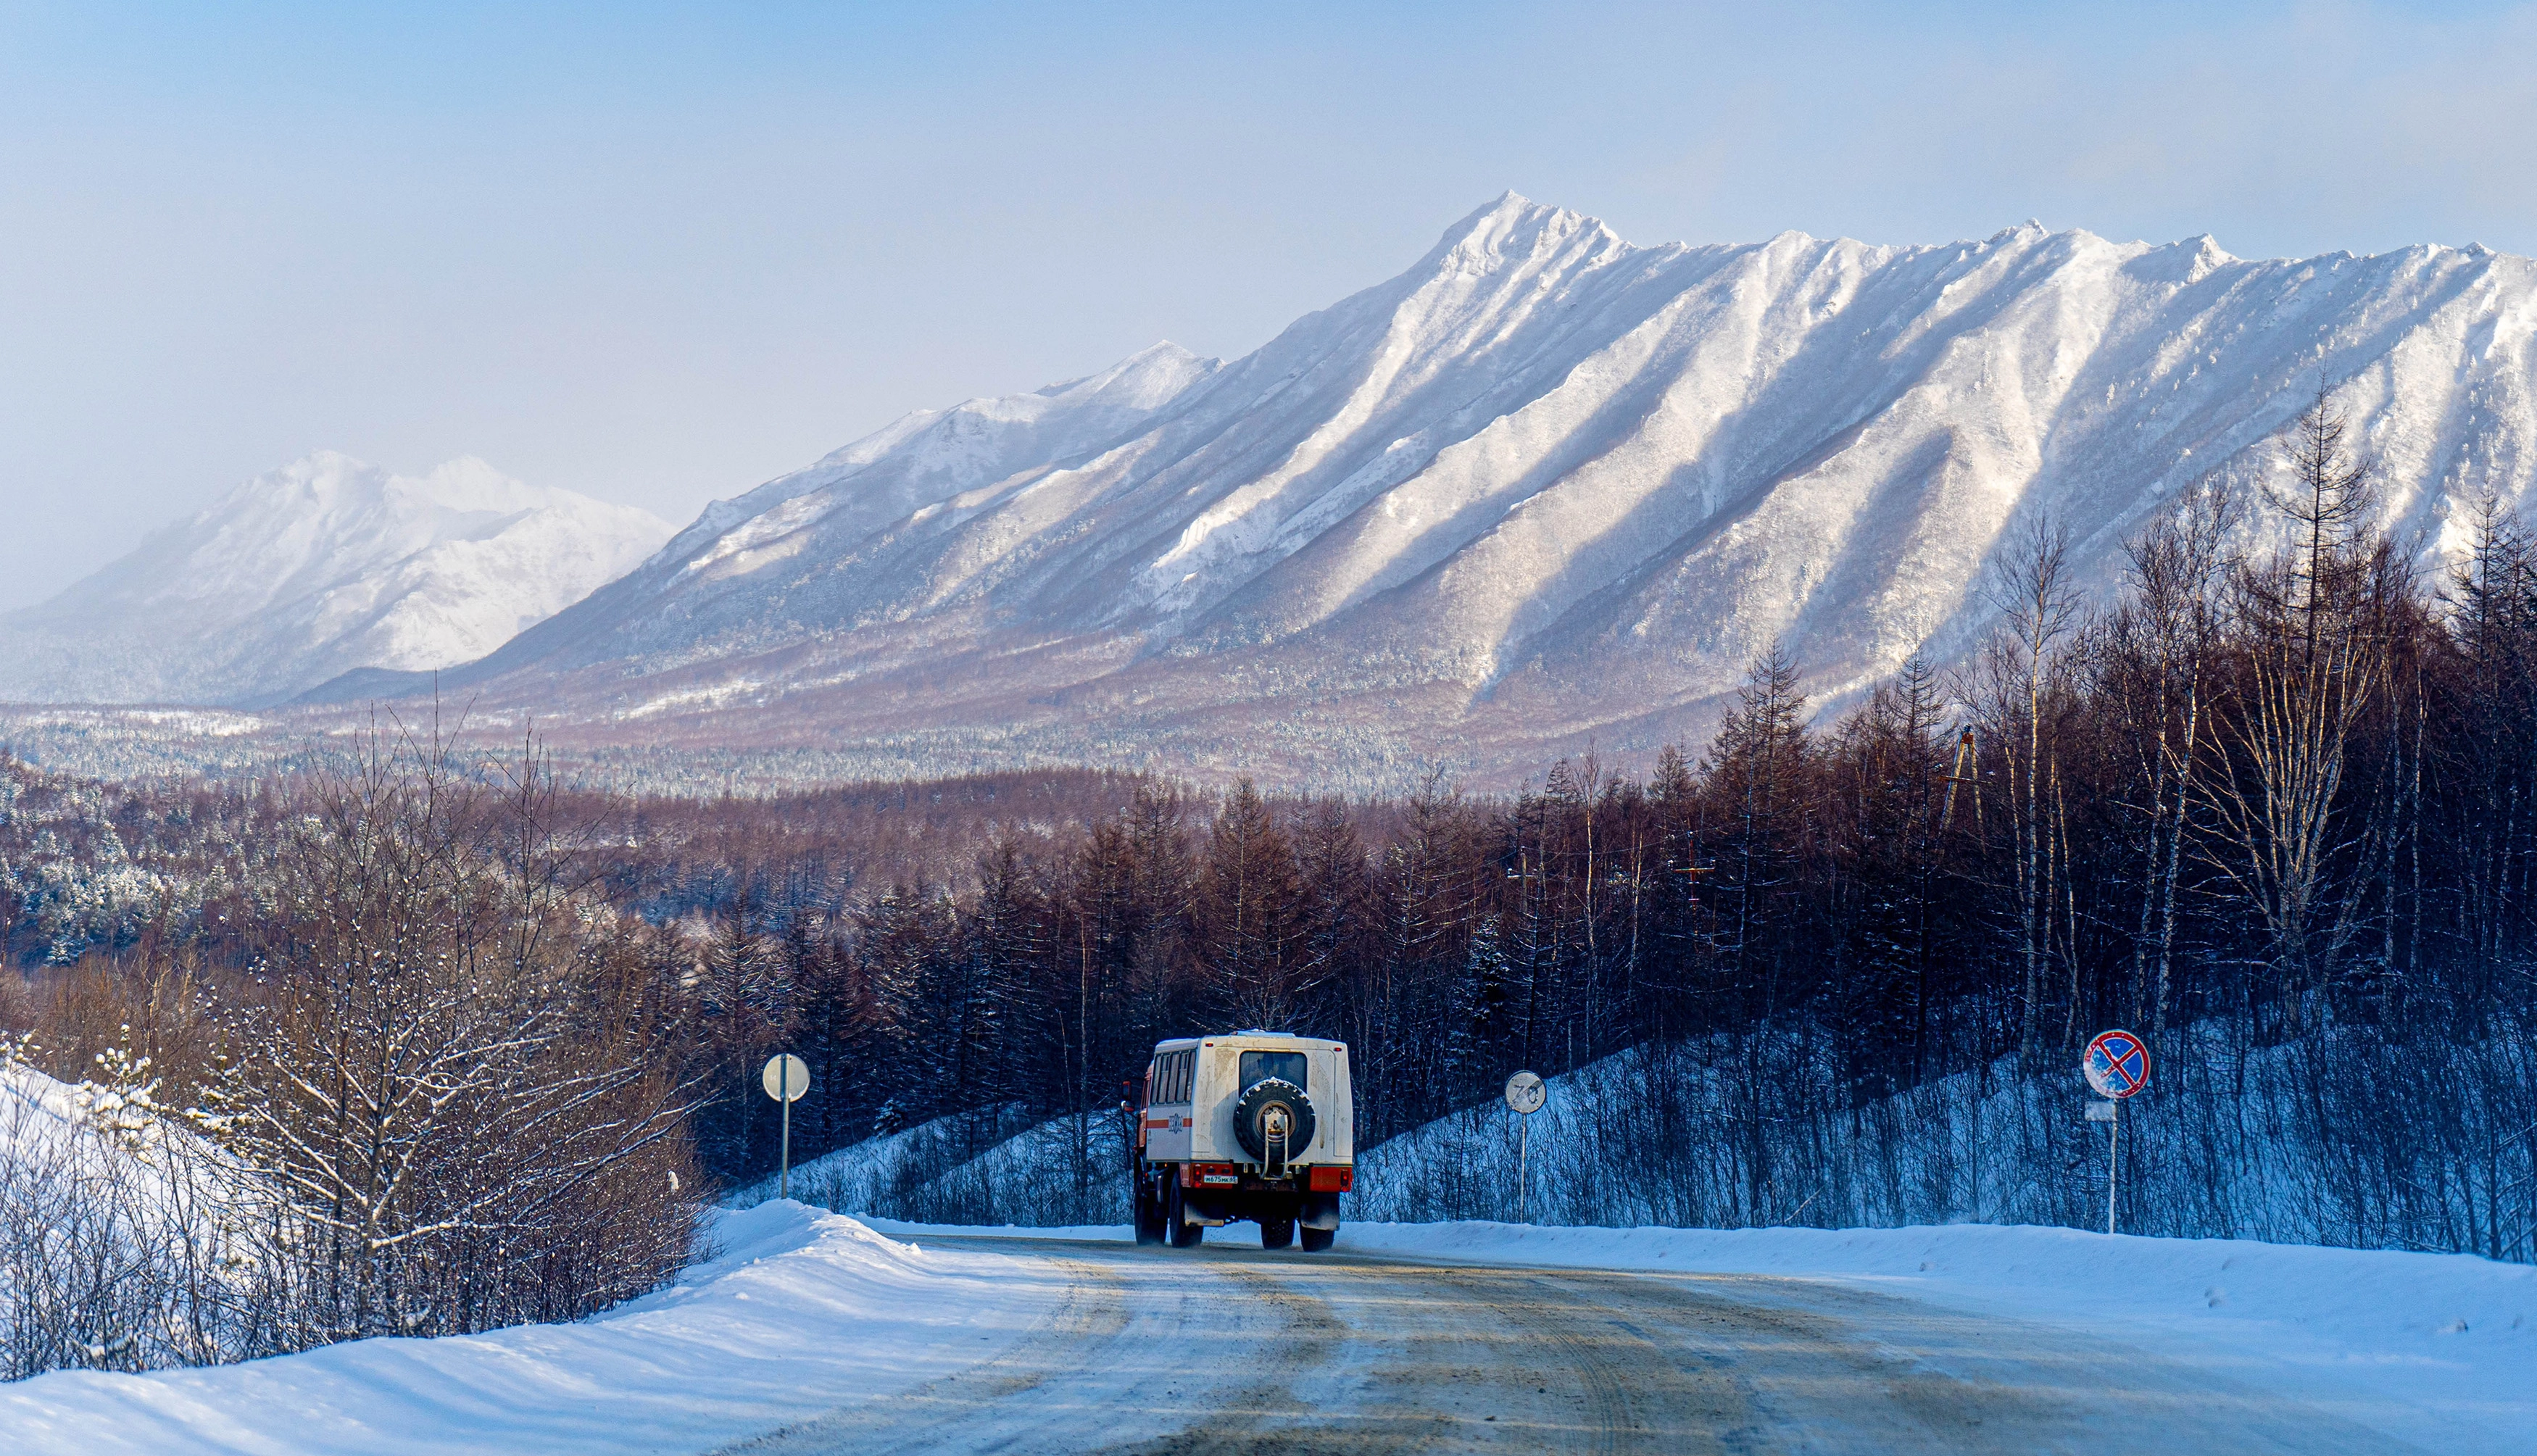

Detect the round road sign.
[
  {"left": 2083, "top": 1030, "right": 2150, "bottom": 1099},
  {"left": 761, "top": 1053, "right": 811, "bottom": 1103},
  {"left": 1503, "top": 1070, "right": 1546, "bottom": 1115}
]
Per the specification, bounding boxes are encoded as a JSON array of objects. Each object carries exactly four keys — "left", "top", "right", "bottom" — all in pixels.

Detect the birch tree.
[
  {"left": 2112, "top": 483, "right": 2238, "bottom": 1031},
  {"left": 1978, "top": 516, "right": 2083, "bottom": 1058}
]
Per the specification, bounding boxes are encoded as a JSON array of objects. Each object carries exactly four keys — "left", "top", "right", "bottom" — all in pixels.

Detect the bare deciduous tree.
[
  {"left": 193, "top": 723, "right": 699, "bottom": 1345},
  {"left": 1977, "top": 515, "right": 2083, "bottom": 1058},
  {"left": 2207, "top": 391, "right": 2395, "bottom": 1030},
  {"left": 2110, "top": 481, "right": 2239, "bottom": 1031}
]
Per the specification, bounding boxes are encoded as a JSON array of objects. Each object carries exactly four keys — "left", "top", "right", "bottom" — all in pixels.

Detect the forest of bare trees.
[{"left": 4, "top": 394, "right": 2534, "bottom": 1379}]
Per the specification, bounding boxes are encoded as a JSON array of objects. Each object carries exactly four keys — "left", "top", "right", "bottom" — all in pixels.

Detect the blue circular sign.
[{"left": 2084, "top": 1030, "right": 2150, "bottom": 1099}]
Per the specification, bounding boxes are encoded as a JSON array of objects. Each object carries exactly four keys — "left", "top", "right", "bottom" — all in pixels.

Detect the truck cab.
[{"left": 1134, "top": 1032, "right": 1353, "bottom": 1251}]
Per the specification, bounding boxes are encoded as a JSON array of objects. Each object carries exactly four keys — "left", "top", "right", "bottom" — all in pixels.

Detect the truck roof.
[{"left": 1149, "top": 1033, "right": 1348, "bottom": 1054}]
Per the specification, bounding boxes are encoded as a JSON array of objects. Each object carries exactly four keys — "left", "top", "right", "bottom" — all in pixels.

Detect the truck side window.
[
  {"left": 1238, "top": 1050, "right": 1307, "bottom": 1092},
  {"left": 1156, "top": 1049, "right": 1194, "bottom": 1104}
]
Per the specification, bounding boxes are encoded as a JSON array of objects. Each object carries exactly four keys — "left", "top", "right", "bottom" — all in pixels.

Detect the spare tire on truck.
[{"left": 1232, "top": 1077, "right": 1316, "bottom": 1168}]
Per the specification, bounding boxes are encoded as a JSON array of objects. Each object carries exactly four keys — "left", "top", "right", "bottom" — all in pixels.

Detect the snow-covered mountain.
[
  {"left": 408, "top": 197, "right": 2537, "bottom": 781},
  {"left": 0, "top": 454, "right": 673, "bottom": 707}
]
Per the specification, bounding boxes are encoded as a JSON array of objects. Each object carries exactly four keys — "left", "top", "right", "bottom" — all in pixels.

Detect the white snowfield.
[
  {"left": 422, "top": 193, "right": 2537, "bottom": 784},
  {"left": 0, "top": 452, "right": 670, "bottom": 708},
  {"left": 5, "top": 1200, "right": 2529, "bottom": 1455}
]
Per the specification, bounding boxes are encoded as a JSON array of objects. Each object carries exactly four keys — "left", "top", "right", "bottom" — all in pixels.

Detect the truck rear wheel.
[
  {"left": 1134, "top": 1178, "right": 1166, "bottom": 1246},
  {"left": 1166, "top": 1178, "right": 1203, "bottom": 1248},
  {"left": 1300, "top": 1224, "right": 1336, "bottom": 1252},
  {"left": 1258, "top": 1215, "right": 1295, "bottom": 1249}
]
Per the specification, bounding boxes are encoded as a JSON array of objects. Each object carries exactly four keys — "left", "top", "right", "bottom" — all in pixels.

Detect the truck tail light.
[{"left": 1308, "top": 1165, "right": 1353, "bottom": 1192}]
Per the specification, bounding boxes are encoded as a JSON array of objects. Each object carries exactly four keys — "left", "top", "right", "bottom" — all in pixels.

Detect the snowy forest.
[{"left": 4, "top": 397, "right": 2534, "bottom": 1378}]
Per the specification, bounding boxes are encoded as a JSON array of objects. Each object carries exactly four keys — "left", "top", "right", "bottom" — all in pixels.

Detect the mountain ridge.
[
  {"left": 376, "top": 193, "right": 2537, "bottom": 787},
  {"left": 0, "top": 453, "right": 673, "bottom": 709},
  {"left": 38, "top": 194, "right": 2537, "bottom": 790}
]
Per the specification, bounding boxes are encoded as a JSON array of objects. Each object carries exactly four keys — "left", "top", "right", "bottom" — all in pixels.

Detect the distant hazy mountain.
[
  {"left": 0, "top": 453, "right": 672, "bottom": 707},
  {"left": 296, "top": 196, "right": 2537, "bottom": 783}
]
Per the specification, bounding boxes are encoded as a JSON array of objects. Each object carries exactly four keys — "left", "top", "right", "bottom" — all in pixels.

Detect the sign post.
[
  {"left": 1503, "top": 1070, "right": 1547, "bottom": 1225},
  {"left": 2081, "top": 1030, "right": 2150, "bottom": 1236},
  {"left": 762, "top": 1054, "right": 811, "bottom": 1200}
]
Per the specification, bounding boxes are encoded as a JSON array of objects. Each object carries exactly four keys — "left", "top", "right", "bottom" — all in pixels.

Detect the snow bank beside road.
[
  {"left": 0, "top": 1202, "right": 1059, "bottom": 1456},
  {"left": 730, "top": 1105, "right": 1129, "bottom": 1228}
]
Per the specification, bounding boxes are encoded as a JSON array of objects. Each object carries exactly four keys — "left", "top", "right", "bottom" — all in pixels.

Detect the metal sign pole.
[
  {"left": 2107, "top": 1097, "right": 2119, "bottom": 1237},
  {"left": 1519, "top": 1115, "right": 1529, "bottom": 1226},
  {"left": 761, "top": 1053, "right": 812, "bottom": 1203}
]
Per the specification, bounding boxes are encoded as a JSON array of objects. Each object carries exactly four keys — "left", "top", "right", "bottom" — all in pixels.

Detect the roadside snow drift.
[{"left": 0, "top": 1204, "right": 1055, "bottom": 1456}]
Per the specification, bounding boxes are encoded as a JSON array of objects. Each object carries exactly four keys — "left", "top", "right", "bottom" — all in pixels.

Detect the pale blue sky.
[{"left": 5, "top": 1, "right": 2535, "bottom": 607}]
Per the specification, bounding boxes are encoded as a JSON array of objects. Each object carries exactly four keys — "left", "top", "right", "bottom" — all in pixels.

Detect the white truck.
[{"left": 1132, "top": 1032, "right": 1353, "bottom": 1251}]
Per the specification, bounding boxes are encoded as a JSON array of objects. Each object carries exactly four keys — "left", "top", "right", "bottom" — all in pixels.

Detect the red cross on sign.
[{"left": 2084, "top": 1030, "right": 2151, "bottom": 1099}]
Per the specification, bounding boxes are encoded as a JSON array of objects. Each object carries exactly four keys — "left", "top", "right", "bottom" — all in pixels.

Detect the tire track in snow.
[
  {"left": 713, "top": 1235, "right": 2422, "bottom": 1455},
  {"left": 716, "top": 1256, "right": 1131, "bottom": 1453}
]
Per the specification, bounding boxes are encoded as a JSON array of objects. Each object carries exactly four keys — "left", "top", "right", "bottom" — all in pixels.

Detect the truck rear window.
[{"left": 1239, "top": 1050, "right": 1308, "bottom": 1092}]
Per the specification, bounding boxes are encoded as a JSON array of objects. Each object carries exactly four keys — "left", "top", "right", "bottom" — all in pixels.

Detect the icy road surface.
[{"left": 733, "top": 1232, "right": 2420, "bottom": 1455}]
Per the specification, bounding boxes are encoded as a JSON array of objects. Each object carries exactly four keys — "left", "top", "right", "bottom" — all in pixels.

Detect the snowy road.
[
  {"left": 10, "top": 1205, "right": 2523, "bottom": 1453},
  {"left": 722, "top": 1233, "right": 2416, "bottom": 1455}
]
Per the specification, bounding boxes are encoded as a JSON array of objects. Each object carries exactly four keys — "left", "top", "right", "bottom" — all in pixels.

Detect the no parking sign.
[
  {"left": 2082, "top": 1029, "right": 2148, "bottom": 1237},
  {"left": 2083, "top": 1030, "right": 2150, "bottom": 1099}
]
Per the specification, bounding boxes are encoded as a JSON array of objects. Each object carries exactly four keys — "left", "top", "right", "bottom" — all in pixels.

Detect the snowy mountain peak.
[
  {"left": 270, "top": 450, "right": 536, "bottom": 515},
  {"left": 0, "top": 454, "right": 672, "bottom": 707},
  {"left": 1424, "top": 192, "right": 1620, "bottom": 278},
  {"left": 1034, "top": 341, "right": 1212, "bottom": 407}
]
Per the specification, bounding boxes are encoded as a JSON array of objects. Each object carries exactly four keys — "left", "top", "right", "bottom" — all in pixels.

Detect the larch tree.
[{"left": 2208, "top": 391, "right": 2394, "bottom": 1031}]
